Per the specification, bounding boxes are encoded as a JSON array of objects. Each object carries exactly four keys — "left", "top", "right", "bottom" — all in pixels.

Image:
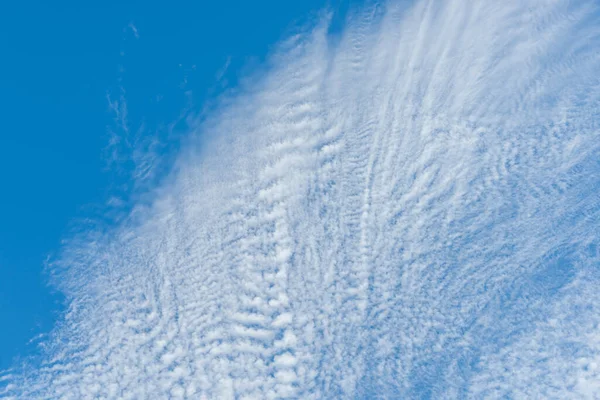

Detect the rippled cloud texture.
[{"left": 3, "top": 0, "right": 600, "bottom": 398}]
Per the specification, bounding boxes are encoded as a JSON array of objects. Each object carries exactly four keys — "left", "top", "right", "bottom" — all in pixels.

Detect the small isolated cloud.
[
  {"left": 2, "top": 0, "right": 600, "bottom": 398},
  {"left": 128, "top": 22, "right": 139, "bottom": 39},
  {"left": 215, "top": 56, "right": 232, "bottom": 81}
]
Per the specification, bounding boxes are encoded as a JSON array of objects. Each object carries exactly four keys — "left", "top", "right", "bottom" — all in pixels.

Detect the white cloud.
[
  {"left": 128, "top": 22, "right": 139, "bottom": 39},
  {"left": 2, "top": 0, "right": 600, "bottom": 398}
]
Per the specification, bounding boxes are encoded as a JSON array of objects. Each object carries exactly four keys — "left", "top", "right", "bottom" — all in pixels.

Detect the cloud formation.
[{"left": 2, "top": 0, "right": 600, "bottom": 398}]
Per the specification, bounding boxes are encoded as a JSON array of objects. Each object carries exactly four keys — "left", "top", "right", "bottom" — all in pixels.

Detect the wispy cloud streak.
[{"left": 2, "top": 0, "right": 600, "bottom": 398}]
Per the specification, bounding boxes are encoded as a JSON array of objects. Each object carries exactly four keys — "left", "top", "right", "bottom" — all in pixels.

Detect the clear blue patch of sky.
[{"left": 0, "top": 0, "right": 356, "bottom": 371}]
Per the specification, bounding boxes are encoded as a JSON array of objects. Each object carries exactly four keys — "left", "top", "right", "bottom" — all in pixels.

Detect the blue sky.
[
  {"left": 0, "top": 0, "right": 341, "bottom": 371},
  {"left": 2, "top": 0, "right": 600, "bottom": 398}
]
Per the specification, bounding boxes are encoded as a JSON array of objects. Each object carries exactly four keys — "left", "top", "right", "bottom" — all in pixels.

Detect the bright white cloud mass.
[{"left": 3, "top": 0, "right": 600, "bottom": 398}]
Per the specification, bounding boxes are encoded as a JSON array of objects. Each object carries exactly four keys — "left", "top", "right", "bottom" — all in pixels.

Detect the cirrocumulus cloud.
[{"left": 2, "top": 0, "right": 600, "bottom": 398}]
